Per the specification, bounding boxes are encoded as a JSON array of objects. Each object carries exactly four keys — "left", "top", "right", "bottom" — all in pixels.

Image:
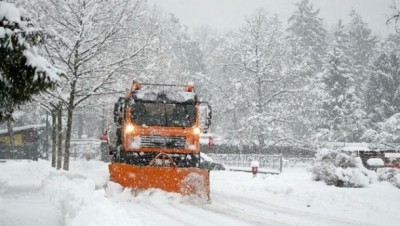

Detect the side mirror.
[
  {"left": 113, "top": 102, "right": 120, "bottom": 123},
  {"left": 206, "top": 119, "right": 211, "bottom": 127},
  {"left": 113, "top": 97, "right": 126, "bottom": 124}
]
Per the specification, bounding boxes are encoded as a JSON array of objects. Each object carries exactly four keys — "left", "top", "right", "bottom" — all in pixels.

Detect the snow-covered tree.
[
  {"left": 0, "top": 1, "right": 59, "bottom": 122},
  {"left": 30, "top": 0, "right": 153, "bottom": 170},
  {"left": 286, "top": 0, "right": 327, "bottom": 70},
  {"left": 237, "top": 10, "right": 293, "bottom": 150},
  {"left": 205, "top": 31, "right": 252, "bottom": 146},
  {"left": 192, "top": 28, "right": 242, "bottom": 142},
  {"left": 387, "top": 1, "right": 400, "bottom": 33},
  {"left": 365, "top": 34, "right": 400, "bottom": 127},
  {"left": 347, "top": 10, "right": 376, "bottom": 98},
  {"left": 362, "top": 113, "right": 400, "bottom": 146},
  {"left": 203, "top": 9, "right": 296, "bottom": 151},
  {"left": 285, "top": 0, "right": 327, "bottom": 142},
  {"left": 134, "top": 12, "right": 205, "bottom": 85},
  {"left": 320, "top": 21, "right": 366, "bottom": 142}
]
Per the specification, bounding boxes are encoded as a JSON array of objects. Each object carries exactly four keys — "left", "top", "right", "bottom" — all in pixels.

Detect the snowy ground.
[{"left": 0, "top": 159, "right": 399, "bottom": 226}]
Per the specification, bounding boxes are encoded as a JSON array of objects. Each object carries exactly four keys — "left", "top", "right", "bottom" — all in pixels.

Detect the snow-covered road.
[
  {"left": 1, "top": 191, "right": 62, "bottom": 226},
  {"left": 1, "top": 160, "right": 399, "bottom": 226}
]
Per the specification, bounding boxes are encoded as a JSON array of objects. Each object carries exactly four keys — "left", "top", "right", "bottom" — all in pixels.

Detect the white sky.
[{"left": 147, "top": 0, "right": 397, "bottom": 37}]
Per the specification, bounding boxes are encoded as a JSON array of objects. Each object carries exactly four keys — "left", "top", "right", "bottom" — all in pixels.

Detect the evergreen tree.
[
  {"left": 286, "top": 0, "right": 327, "bottom": 142},
  {"left": 365, "top": 34, "right": 400, "bottom": 128},
  {"left": 0, "top": 2, "right": 59, "bottom": 122},
  {"left": 287, "top": 0, "right": 327, "bottom": 70},
  {"left": 321, "top": 21, "right": 365, "bottom": 142},
  {"left": 347, "top": 10, "right": 376, "bottom": 96}
]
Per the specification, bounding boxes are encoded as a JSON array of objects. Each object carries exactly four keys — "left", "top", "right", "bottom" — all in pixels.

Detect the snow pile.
[
  {"left": 0, "top": 160, "right": 49, "bottom": 192},
  {"left": 377, "top": 168, "right": 400, "bottom": 189},
  {"left": 106, "top": 181, "right": 183, "bottom": 203},
  {"left": 105, "top": 175, "right": 211, "bottom": 205},
  {"left": 312, "top": 149, "right": 376, "bottom": 187},
  {"left": 41, "top": 172, "right": 144, "bottom": 226},
  {"left": 366, "top": 158, "right": 384, "bottom": 166},
  {"left": 180, "top": 172, "right": 209, "bottom": 202}
]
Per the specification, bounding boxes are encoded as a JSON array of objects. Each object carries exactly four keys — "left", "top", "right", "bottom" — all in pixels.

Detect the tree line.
[{"left": 2, "top": 0, "right": 400, "bottom": 168}]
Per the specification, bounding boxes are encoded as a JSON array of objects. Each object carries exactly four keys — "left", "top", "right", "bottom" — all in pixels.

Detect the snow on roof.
[
  {"left": 134, "top": 90, "right": 195, "bottom": 103},
  {"left": 0, "top": 2, "right": 21, "bottom": 24},
  {"left": 0, "top": 124, "right": 46, "bottom": 135}
]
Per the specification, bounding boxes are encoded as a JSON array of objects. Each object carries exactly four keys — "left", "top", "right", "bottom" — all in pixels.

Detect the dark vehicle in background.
[{"left": 200, "top": 153, "right": 226, "bottom": 171}]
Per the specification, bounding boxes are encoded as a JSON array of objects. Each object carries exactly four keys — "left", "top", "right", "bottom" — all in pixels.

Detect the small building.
[{"left": 0, "top": 124, "right": 46, "bottom": 160}]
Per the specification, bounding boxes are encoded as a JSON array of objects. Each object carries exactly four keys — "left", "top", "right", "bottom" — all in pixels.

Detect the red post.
[
  {"left": 252, "top": 166, "right": 258, "bottom": 176},
  {"left": 250, "top": 160, "right": 259, "bottom": 177},
  {"left": 100, "top": 130, "right": 109, "bottom": 143},
  {"left": 208, "top": 136, "right": 214, "bottom": 147}
]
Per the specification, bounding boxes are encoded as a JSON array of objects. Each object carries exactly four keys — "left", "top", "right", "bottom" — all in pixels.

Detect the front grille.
[{"left": 140, "top": 136, "right": 186, "bottom": 149}]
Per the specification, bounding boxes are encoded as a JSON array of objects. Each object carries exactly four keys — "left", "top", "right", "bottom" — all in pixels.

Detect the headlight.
[
  {"left": 193, "top": 127, "right": 201, "bottom": 135},
  {"left": 125, "top": 124, "right": 135, "bottom": 133}
]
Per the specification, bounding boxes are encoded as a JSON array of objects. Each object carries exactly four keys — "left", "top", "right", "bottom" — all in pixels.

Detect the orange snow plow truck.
[{"left": 109, "top": 81, "right": 212, "bottom": 198}]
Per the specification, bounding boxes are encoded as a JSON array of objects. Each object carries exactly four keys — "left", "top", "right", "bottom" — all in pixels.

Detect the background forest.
[{"left": 2, "top": 0, "right": 400, "bottom": 157}]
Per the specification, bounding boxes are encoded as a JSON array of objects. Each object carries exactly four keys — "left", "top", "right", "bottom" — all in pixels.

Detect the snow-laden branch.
[{"left": 263, "top": 89, "right": 300, "bottom": 105}]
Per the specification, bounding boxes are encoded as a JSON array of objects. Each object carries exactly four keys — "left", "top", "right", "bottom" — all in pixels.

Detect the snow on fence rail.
[
  {"left": 207, "top": 153, "right": 283, "bottom": 174},
  {"left": 70, "top": 139, "right": 101, "bottom": 160}
]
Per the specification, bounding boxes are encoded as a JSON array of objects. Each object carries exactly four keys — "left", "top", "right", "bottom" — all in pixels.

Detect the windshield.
[{"left": 132, "top": 102, "right": 196, "bottom": 127}]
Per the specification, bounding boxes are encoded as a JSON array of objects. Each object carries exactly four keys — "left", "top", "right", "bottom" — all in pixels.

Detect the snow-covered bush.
[
  {"left": 362, "top": 113, "right": 400, "bottom": 145},
  {"left": 312, "top": 149, "right": 376, "bottom": 187},
  {"left": 377, "top": 168, "right": 400, "bottom": 189}
]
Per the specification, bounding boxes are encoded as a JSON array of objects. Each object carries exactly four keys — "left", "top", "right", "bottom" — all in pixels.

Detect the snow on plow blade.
[{"left": 109, "top": 163, "right": 210, "bottom": 198}]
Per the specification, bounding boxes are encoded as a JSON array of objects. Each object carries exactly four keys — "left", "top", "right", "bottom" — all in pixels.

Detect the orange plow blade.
[{"left": 109, "top": 163, "right": 210, "bottom": 198}]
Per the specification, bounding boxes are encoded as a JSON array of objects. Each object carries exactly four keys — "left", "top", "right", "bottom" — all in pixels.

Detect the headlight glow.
[
  {"left": 193, "top": 127, "right": 201, "bottom": 135},
  {"left": 125, "top": 124, "right": 135, "bottom": 133}
]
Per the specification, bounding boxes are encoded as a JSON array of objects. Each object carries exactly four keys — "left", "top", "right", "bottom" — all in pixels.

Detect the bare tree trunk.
[
  {"left": 256, "top": 77, "right": 266, "bottom": 152},
  {"left": 255, "top": 46, "right": 266, "bottom": 152},
  {"left": 51, "top": 110, "right": 57, "bottom": 168},
  {"left": 63, "top": 80, "right": 76, "bottom": 171},
  {"left": 56, "top": 106, "right": 63, "bottom": 170},
  {"left": 63, "top": 104, "right": 74, "bottom": 171}
]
